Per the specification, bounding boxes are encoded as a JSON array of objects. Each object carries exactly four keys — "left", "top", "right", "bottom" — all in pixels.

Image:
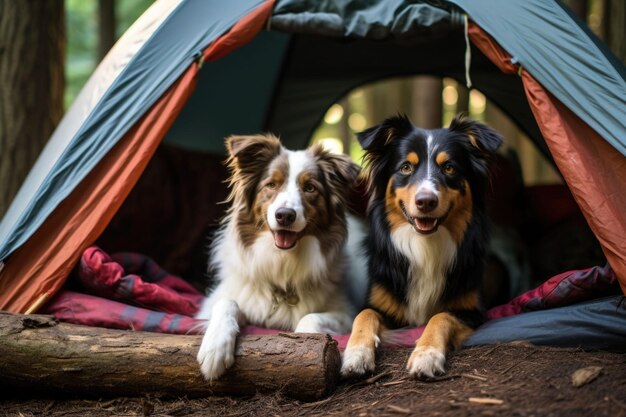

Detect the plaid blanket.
[
  {"left": 42, "top": 246, "right": 619, "bottom": 349},
  {"left": 487, "top": 263, "right": 618, "bottom": 319},
  {"left": 44, "top": 247, "right": 205, "bottom": 334}
]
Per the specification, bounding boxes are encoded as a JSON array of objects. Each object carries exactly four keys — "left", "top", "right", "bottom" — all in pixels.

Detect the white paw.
[
  {"left": 406, "top": 345, "right": 446, "bottom": 379},
  {"left": 294, "top": 314, "right": 323, "bottom": 333},
  {"left": 196, "top": 298, "right": 242, "bottom": 381},
  {"left": 294, "top": 313, "right": 352, "bottom": 334},
  {"left": 341, "top": 345, "right": 376, "bottom": 378},
  {"left": 196, "top": 331, "right": 237, "bottom": 381}
]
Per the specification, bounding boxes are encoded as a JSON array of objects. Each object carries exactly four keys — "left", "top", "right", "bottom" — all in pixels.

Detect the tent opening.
[{"left": 306, "top": 75, "right": 606, "bottom": 307}]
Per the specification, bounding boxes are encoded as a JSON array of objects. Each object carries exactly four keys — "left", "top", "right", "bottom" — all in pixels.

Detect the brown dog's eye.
[
  {"left": 442, "top": 163, "right": 456, "bottom": 176},
  {"left": 303, "top": 183, "right": 316, "bottom": 193},
  {"left": 266, "top": 182, "right": 277, "bottom": 189},
  {"left": 400, "top": 162, "right": 413, "bottom": 175}
]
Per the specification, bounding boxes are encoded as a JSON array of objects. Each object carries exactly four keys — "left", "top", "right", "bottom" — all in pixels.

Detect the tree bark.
[
  {"left": 565, "top": 0, "right": 588, "bottom": 20},
  {"left": 411, "top": 76, "right": 443, "bottom": 129},
  {"left": 456, "top": 83, "right": 469, "bottom": 116},
  {"left": 0, "top": 0, "right": 65, "bottom": 218},
  {"left": 603, "top": 0, "right": 626, "bottom": 63},
  {"left": 0, "top": 313, "right": 341, "bottom": 401},
  {"left": 98, "top": 0, "right": 116, "bottom": 60}
]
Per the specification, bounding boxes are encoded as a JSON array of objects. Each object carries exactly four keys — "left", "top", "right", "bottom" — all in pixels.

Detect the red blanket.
[{"left": 42, "top": 246, "right": 618, "bottom": 349}]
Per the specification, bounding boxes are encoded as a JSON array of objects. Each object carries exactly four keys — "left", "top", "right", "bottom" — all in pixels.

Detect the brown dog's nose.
[
  {"left": 415, "top": 192, "right": 438, "bottom": 213},
  {"left": 275, "top": 208, "right": 296, "bottom": 226}
]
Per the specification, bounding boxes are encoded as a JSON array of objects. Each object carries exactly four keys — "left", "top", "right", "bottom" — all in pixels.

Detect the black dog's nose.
[
  {"left": 415, "top": 192, "right": 438, "bottom": 213},
  {"left": 275, "top": 208, "right": 297, "bottom": 226}
]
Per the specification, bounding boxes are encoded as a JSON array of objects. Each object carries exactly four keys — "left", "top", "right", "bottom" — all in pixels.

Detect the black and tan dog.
[{"left": 341, "top": 115, "right": 502, "bottom": 379}]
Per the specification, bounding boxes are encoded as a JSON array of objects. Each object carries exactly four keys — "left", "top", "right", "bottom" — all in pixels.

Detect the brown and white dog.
[
  {"left": 196, "top": 134, "right": 361, "bottom": 380},
  {"left": 341, "top": 115, "right": 502, "bottom": 379}
]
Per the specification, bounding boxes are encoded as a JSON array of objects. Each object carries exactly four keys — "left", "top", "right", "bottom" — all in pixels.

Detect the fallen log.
[{"left": 0, "top": 312, "right": 341, "bottom": 401}]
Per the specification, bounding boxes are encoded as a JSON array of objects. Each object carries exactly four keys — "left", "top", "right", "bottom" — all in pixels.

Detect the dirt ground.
[{"left": 2, "top": 342, "right": 625, "bottom": 417}]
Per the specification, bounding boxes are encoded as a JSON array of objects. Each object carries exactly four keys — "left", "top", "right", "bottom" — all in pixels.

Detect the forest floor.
[{"left": 2, "top": 342, "right": 626, "bottom": 417}]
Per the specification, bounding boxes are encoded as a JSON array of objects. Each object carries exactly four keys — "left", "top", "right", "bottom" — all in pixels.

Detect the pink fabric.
[
  {"left": 42, "top": 246, "right": 427, "bottom": 348},
  {"left": 46, "top": 290, "right": 206, "bottom": 334},
  {"left": 43, "top": 247, "right": 617, "bottom": 349},
  {"left": 77, "top": 247, "right": 204, "bottom": 316},
  {"left": 488, "top": 264, "right": 617, "bottom": 319}
]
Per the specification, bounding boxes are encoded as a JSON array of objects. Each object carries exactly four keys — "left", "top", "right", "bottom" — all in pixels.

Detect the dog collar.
[{"left": 269, "top": 285, "right": 300, "bottom": 317}]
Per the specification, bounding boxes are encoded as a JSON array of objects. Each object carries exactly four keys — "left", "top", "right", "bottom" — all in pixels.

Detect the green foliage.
[
  {"left": 65, "top": 0, "right": 154, "bottom": 108},
  {"left": 65, "top": 0, "right": 97, "bottom": 108},
  {"left": 116, "top": 0, "right": 154, "bottom": 37}
]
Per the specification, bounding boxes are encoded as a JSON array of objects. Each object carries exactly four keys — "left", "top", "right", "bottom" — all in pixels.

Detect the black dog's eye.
[
  {"left": 442, "top": 163, "right": 456, "bottom": 176},
  {"left": 399, "top": 162, "right": 413, "bottom": 175},
  {"left": 303, "top": 182, "right": 316, "bottom": 193}
]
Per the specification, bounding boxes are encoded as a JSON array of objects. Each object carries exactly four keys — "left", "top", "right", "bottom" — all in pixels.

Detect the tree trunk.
[
  {"left": 411, "top": 76, "right": 443, "bottom": 129},
  {"left": 603, "top": 0, "right": 626, "bottom": 63},
  {"left": 0, "top": 313, "right": 341, "bottom": 401},
  {"left": 456, "top": 83, "right": 470, "bottom": 116},
  {"left": 565, "top": 0, "right": 588, "bottom": 20},
  {"left": 0, "top": 0, "right": 65, "bottom": 218},
  {"left": 98, "top": 0, "right": 116, "bottom": 60},
  {"left": 339, "top": 97, "right": 351, "bottom": 155}
]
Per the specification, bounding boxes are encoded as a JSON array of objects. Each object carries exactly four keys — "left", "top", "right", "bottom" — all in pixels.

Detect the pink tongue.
[
  {"left": 274, "top": 231, "right": 298, "bottom": 249},
  {"left": 415, "top": 217, "right": 437, "bottom": 232}
]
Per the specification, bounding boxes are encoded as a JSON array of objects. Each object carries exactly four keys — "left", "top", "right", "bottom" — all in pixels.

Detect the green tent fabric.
[
  {"left": 266, "top": 0, "right": 625, "bottom": 155},
  {"left": 0, "top": 0, "right": 268, "bottom": 262},
  {"left": 448, "top": 0, "right": 626, "bottom": 156}
]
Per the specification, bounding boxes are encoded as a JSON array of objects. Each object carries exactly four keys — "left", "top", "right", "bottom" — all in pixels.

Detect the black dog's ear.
[
  {"left": 224, "top": 134, "right": 282, "bottom": 207},
  {"left": 449, "top": 115, "right": 503, "bottom": 154},
  {"left": 449, "top": 115, "right": 503, "bottom": 175},
  {"left": 357, "top": 115, "right": 414, "bottom": 194},
  {"left": 357, "top": 114, "right": 413, "bottom": 152}
]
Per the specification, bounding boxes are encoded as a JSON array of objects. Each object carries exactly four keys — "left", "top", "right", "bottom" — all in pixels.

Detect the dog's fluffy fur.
[
  {"left": 341, "top": 115, "right": 502, "bottom": 379},
  {"left": 196, "top": 134, "right": 360, "bottom": 380}
]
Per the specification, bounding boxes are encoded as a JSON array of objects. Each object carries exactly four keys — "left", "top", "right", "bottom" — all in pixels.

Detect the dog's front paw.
[
  {"left": 295, "top": 314, "right": 324, "bottom": 333},
  {"left": 197, "top": 332, "right": 237, "bottom": 381},
  {"left": 341, "top": 345, "right": 376, "bottom": 378},
  {"left": 406, "top": 345, "right": 446, "bottom": 379},
  {"left": 294, "top": 313, "right": 352, "bottom": 334}
]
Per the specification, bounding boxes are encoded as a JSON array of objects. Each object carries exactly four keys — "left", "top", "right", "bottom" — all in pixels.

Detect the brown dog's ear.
[
  {"left": 311, "top": 145, "right": 360, "bottom": 210},
  {"left": 314, "top": 146, "right": 360, "bottom": 188},
  {"left": 224, "top": 134, "right": 282, "bottom": 207},
  {"left": 226, "top": 134, "right": 281, "bottom": 167}
]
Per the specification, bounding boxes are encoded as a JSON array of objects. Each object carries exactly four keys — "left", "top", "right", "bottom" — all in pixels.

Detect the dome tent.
[{"left": 0, "top": 0, "right": 624, "bottom": 347}]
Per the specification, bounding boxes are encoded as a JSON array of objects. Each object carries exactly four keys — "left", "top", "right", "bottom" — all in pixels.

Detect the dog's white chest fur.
[
  {"left": 197, "top": 223, "right": 343, "bottom": 330},
  {"left": 391, "top": 224, "right": 457, "bottom": 325}
]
